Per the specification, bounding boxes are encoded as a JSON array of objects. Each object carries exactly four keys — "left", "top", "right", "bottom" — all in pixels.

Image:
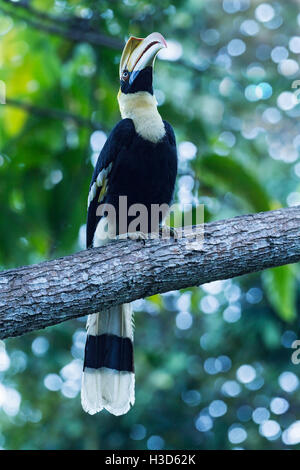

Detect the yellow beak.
[{"left": 119, "top": 32, "right": 167, "bottom": 79}]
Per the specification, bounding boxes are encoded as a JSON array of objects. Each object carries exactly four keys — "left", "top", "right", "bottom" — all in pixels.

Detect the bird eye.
[{"left": 122, "top": 70, "right": 129, "bottom": 81}]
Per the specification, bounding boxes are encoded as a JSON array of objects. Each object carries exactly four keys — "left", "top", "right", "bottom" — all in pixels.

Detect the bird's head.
[{"left": 118, "top": 32, "right": 167, "bottom": 96}]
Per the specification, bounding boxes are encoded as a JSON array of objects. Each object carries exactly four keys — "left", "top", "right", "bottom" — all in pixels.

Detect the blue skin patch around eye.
[
  {"left": 129, "top": 70, "right": 140, "bottom": 85},
  {"left": 120, "top": 67, "right": 153, "bottom": 95}
]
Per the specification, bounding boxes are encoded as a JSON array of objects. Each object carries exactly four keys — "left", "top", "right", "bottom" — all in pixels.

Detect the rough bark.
[{"left": 0, "top": 207, "right": 299, "bottom": 340}]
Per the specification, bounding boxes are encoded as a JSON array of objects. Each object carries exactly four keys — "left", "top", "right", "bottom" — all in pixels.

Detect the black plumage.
[
  {"left": 121, "top": 66, "right": 153, "bottom": 95},
  {"left": 86, "top": 118, "right": 177, "bottom": 248},
  {"left": 84, "top": 334, "right": 134, "bottom": 372}
]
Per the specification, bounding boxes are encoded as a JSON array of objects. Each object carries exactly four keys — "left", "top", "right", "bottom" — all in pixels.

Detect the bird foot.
[
  {"left": 116, "top": 231, "right": 147, "bottom": 245},
  {"left": 159, "top": 225, "right": 179, "bottom": 240}
]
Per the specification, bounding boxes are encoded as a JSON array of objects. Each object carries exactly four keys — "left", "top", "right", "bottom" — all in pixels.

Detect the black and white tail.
[{"left": 81, "top": 303, "right": 135, "bottom": 415}]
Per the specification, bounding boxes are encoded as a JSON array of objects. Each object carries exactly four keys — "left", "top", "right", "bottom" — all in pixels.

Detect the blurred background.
[{"left": 0, "top": 0, "right": 300, "bottom": 450}]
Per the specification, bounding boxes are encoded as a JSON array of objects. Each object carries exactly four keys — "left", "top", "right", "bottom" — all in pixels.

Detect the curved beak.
[{"left": 119, "top": 32, "right": 167, "bottom": 80}]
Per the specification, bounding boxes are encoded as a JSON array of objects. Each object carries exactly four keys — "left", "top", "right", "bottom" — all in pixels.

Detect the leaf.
[
  {"left": 261, "top": 320, "right": 281, "bottom": 349},
  {"left": 3, "top": 107, "right": 27, "bottom": 136},
  {"left": 262, "top": 265, "right": 297, "bottom": 322},
  {"left": 31, "top": 0, "right": 55, "bottom": 11},
  {"left": 147, "top": 294, "right": 163, "bottom": 309},
  {"left": 165, "top": 203, "right": 206, "bottom": 228},
  {"left": 194, "top": 154, "right": 271, "bottom": 213}
]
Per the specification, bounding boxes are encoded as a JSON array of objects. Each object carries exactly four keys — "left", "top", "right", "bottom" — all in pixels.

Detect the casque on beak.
[{"left": 120, "top": 32, "right": 167, "bottom": 84}]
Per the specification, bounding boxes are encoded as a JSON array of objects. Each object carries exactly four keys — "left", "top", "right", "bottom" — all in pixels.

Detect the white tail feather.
[
  {"left": 81, "top": 368, "right": 135, "bottom": 416},
  {"left": 81, "top": 303, "right": 135, "bottom": 416}
]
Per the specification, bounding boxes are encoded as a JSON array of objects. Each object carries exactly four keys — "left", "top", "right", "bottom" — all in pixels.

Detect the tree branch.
[
  {"left": 0, "top": 0, "right": 204, "bottom": 75},
  {"left": 5, "top": 98, "right": 103, "bottom": 131},
  {"left": 0, "top": 207, "right": 299, "bottom": 340},
  {"left": 0, "top": 0, "right": 124, "bottom": 50}
]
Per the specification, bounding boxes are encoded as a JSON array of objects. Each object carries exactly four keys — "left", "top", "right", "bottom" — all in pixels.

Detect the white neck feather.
[{"left": 118, "top": 91, "right": 165, "bottom": 144}]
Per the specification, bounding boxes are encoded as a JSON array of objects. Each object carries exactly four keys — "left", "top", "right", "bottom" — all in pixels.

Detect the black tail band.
[{"left": 83, "top": 334, "right": 134, "bottom": 372}]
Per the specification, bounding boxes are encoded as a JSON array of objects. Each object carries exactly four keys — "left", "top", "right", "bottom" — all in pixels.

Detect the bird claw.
[
  {"left": 116, "top": 231, "right": 147, "bottom": 245},
  {"left": 159, "top": 225, "right": 178, "bottom": 240},
  {"left": 115, "top": 227, "right": 178, "bottom": 244}
]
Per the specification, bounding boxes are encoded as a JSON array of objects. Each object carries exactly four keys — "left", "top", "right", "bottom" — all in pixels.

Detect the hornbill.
[{"left": 81, "top": 32, "right": 178, "bottom": 415}]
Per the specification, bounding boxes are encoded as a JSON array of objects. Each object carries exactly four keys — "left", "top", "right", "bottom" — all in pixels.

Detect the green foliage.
[
  {"left": 194, "top": 153, "right": 271, "bottom": 212},
  {"left": 0, "top": 0, "right": 299, "bottom": 451},
  {"left": 263, "top": 266, "right": 297, "bottom": 322}
]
